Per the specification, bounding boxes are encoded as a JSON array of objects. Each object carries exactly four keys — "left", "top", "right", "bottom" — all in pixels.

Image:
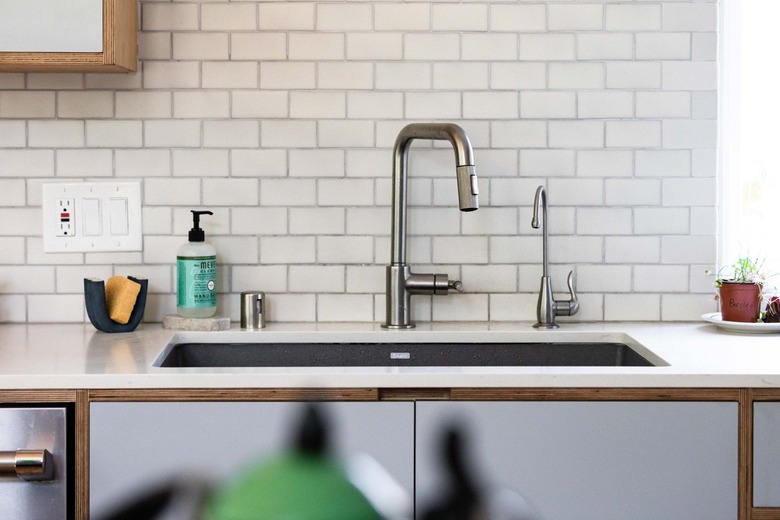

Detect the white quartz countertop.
[{"left": 2, "top": 321, "right": 780, "bottom": 389}]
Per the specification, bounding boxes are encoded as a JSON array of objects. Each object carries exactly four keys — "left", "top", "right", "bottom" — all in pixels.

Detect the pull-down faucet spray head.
[{"left": 456, "top": 165, "right": 479, "bottom": 212}]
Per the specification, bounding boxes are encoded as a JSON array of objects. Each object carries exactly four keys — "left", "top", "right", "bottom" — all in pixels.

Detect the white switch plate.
[{"left": 43, "top": 181, "right": 143, "bottom": 253}]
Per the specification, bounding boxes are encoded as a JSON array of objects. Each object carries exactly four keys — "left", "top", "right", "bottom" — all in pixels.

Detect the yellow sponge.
[{"left": 105, "top": 276, "right": 141, "bottom": 324}]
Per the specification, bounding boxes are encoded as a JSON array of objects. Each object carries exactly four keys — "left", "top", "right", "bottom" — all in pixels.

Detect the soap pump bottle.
[{"left": 177, "top": 210, "right": 217, "bottom": 318}]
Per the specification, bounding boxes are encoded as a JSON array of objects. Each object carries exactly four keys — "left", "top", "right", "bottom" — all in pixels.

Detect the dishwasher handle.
[{"left": 0, "top": 450, "right": 54, "bottom": 482}]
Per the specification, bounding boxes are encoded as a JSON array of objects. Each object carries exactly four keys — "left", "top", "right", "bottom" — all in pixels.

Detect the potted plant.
[{"left": 711, "top": 256, "right": 768, "bottom": 322}]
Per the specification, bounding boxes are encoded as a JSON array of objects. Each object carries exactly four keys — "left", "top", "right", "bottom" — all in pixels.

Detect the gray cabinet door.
[
  {"left": 754, "top": 402, "right": 780, "bottom": 506},
  {"left": 90, "top": 401, "right": 414, "bottom": 518},
  {"left": 416, "top": 401, "right": 738, "bottom": 520}
]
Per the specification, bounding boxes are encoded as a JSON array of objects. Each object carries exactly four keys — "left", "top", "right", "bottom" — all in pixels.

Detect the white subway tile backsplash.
[{"left": 0, "top": 0, "right": 718, "bottom": 325}]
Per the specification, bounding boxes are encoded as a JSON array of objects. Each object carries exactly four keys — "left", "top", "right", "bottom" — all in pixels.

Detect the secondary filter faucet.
[
  {"left": 531, "top": 185, "right": 579, "bottom": 329},
  {"left": 383, "top": 123, "right": 480, "bottom": 329}
]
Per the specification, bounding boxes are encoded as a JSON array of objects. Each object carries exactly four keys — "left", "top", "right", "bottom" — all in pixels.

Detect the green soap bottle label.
[{"left": 177, "top": 256, "right": 216, "bottom": 308}]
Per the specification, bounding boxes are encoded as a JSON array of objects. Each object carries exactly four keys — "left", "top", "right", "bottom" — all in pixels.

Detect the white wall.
[{"left": 0, "top": 0, "right": 719, "bottom": 324}]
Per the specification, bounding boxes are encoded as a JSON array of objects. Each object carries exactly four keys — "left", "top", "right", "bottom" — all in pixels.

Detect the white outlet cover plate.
[{"left": 43, "top": 181, "right": 143, "bottom": 253}]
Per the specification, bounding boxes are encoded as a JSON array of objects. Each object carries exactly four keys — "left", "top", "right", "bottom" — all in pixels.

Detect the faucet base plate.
[{"left": 381, "top": 323, "right": 416, "bottom": 330}]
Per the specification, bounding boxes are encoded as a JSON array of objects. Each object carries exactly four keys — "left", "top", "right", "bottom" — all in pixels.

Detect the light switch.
[
  {"left": 43, "top": 181, "right": 143, "bottom": 253},
  {"left": 109, "top": 198, "right": 129, "bottom": 236},
  {"left": 82, "top": 198, "right": 102, "bottom": 236}
]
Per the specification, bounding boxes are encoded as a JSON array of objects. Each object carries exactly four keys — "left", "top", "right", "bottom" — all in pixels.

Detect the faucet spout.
[{"left": 384, "top": 123, "right": 480, "bottom": 328}]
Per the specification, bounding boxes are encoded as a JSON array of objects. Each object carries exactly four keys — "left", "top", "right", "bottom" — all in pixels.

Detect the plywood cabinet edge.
[{"left": 0, "top": 0, "right": 137, "bottom": 73}]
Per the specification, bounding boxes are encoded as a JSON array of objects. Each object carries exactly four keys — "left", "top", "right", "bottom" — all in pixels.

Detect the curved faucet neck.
[
  {"left": 532, "top": 185, "right": 549, "bottom": 278},
  {"left": 390, "top": 123, "right": 478, "bottom": 266}
]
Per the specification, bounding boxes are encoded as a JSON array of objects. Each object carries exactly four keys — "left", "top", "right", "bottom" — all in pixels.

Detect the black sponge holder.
[{"left": 84, "top": 277, "right": 148, "bottom": 333}]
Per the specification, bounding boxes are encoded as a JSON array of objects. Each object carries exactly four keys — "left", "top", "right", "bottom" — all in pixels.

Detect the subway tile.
[
  {"left": 549, "top": 121, "right": 604, "bottom": 149},
  {"left": 320, "top": 63, "right": 375, "bottom": 90},
  {"left": 319, "top": 179, "right": 375, "bottom": 206},
  {"left": 577, "top": 265, "right": 632, "bottom": 293},
  {"left": 605, "top": 236, "right": 660, "bottom": 264},
  {"left": 577, "top": 151, "right": 633, "bottom": 178},
  {"left": 318, "top": 121, "right": 375, "bottom": 148},
  {"left": 0, "top": 151, "right": 54, "bottom": 177},
  {"left": 173, "top": 92, "right": 230, "bottom": 119},
  {"left": 57, "top": 149, "right": 113, "bottom": 177},
  {"left": 549, "top": 178, "right": 604, "bottom": 206},
  {"left": 232, "top": 91, "right": 288, "bottom": 119},
  {"left": 261, "top": 121, "right": 317, "bottom": 148},
  {"left": 0, "top": 91, "right": 55, "bottom": 118},
  {"left": 663, "top": 3, "right": 718, "bottom": 32},
  {"left": 432, "top": 237, "right": 488, "bottom": 264},
  {"left": 232, "top": 149, "right": 287, "bottom": 178},
  {"left": 145, "top": 120, "right": 201, "bottom": 148},
  {"left": 290, "top": 92, "right": 346, "bottom": 119},
  {"left": 404, "top": 34, "right": 459, "bottom": 61},
  {"left": 317, "top": 236, "right": 374, "bottom": 264},
  {"left": 347, "top": 207, "right": 390, "bottom": 236},
  {"left": 267, "top": 294, "right": 316, "bottom": 322},
  {"left": 346, "top": 265, "right": 384, "bottom": 294},
  {"left": 116, "top": 150, "right": 170, "bottom": 178},
  {"left": 490, "top": 4, "right": 545, "bottom": 32},
  {"left": 577, "top": 208, "right": 632, "bottom": 235},
  {"left": 606, "top": 62, "right": 662, "bottom": 89},
  {"left": 348, "top": 34, "right": 403, "bottom": 61},
  {"left": 143, "top": 61, "right": 200, "bottom": 89},
  {"left": 462, "top": 34, "right": 517, "bottom": 61},
  {"left": 0, "top": 122, "right": 25, "bottom": 147},
  {"left": 521, "top": 92, "right": 575, "bottom": 119},
  {"left": 57, "top": 91, "right": 114, "bottom": 118},
  {"left": 172, "top": 148, "right": 229, "bottom": 177},
  {"left": 260, "top": 179, "right": 317, "bottom": 207},
  {"left": 606, "top": 179, "right": 661, "bottom": 206},
  {"left": 289, "top": 33, "right": 345, "bottom": 61},
  {"left": 491, "top": 121, "right": 547, "bottom": 149},
  {"left": 116, "top": 91, "right": 172, "bottom": 119},
  {"left": 636, "top": 33, "right": 691, "bottom": 60},
  {"left": 318, "top": 3, "right": 372, "bottom": 31},
  {"left": 634, "top": 208, "right": 689, "bottom": 235},
  {"left": 432, "top": 294, "right": 488, "bottom": 322},
  {"left": 375, "top": 4, "right": 430, "bottom": 31},
  {"left": 520, "top": 150, "right": 576, "bottom": 177},
  {"left": 606, "top": 121, "right": 661, "bottom": 148},
  {"left": 692, "top": 33, "right": 717, "bottom": 62},
  {"left": 289, "top": 149, "right": 344, "bottom": 178},
  {"left": 173, "top": 33, "right": 229, "bottom": 61},
  {"left": 490, "top": 293, "right": 537, "bottom": 322},
  {"left": 231, "top": 207, "right": 287, "bottom": 236},
  {"left": 636, "top": 92, "right": 691, "bottom": 118},
  {"left": 348, "top": 92, "right": 404, "bottom": 119},
  {"left": 144, "top": 178, "right": 201, "bottom": 206},
  {"left": 634, "top": 265, "right": 689, "bottom": 293},
  {"left": 258, "top": 3, "right": 314, "bottom": 31},
  {"left": 289, "top": 207, "right": 345, "bottom": 235},
  {"left": 636, "top": 150, "right": 691, "bottom": 177},
  {"left": 549, "top": 4, "right": 603, "bottom": 31},
  {"left": 577, "top": 34, "right": 633, "bottom": 61},
  {"left": 289, "top": 265, "right": 344, "bottom": 293},
  {"left": 549, "top": 236, "right": 604, "bottom": 264},
  {"left": 464, "top": 92, "right": 518, "bottom": 119},
  {"left": 0, "top": 181, "right": 25, "bottom": 208},
  {"left": 663, "top": 62, "right": 718, "bottom": 91},
  {"left": 142, "top": 3, "right": 199, "bottom": 31},
  {"left": 661, "top": 235, "right": 716, "bottom": 264},
  {"left": 578, "top": 92, "right": 633, "bottom": 119},
  {"left": 232, "top": 265, "right": 287, "bottom": 294},
  {"left": 201, "top": 4, "right": 257, "bottom": 31},
  {"left": 433, "top": 63, "right": 489, "bottom": 91},
  {"left": 605, "top": 294, "right": 660, "bottom": 321},
  {"left": 0, "top": 266, "right": 55, "bottom": 294},
  {"left": 606, "top": 4, "right": 661, "bottom": 31},
  {"left": 259, "top": 63, "right": 316, "bottom": 90},
  {"left": 202, "top": 62, "right": 258, "bottom": 89},
  {"left": 29, "top": 121, "right": 84, "bottom": 148},
  {"left": 662, "top": 294, "right": 717, "bottom": 321},
  {"left": 203, "top": 121, "right": 259, "bottom": 148},
  {"left": 376, "top": 63, "right": 431, "bottom": 90},
  {"left": 231, "top": 33, "right": 286, "bottom": 61},
  {"left": 318, "top": 294, "right": 374, "bottom": 322},
  {"left": 28, "top": 295, "right": 84, "bottom": 323},
  {"left": 491, "top": 63, "right": 546, "bottom": 90},
  {"left": 662, "top": 178, "right": 715, "bottom": 207},
  {"left": 260, "top": 236, "right": 316, "bottom": 264},
  {"left": 203, "top": 178, "right": 259, "bottom": 206},
  {"left": 86, "top": 121, "right": 143, "bottom": 148},
  {"left": 519, "top": 34, "right": 575, "bottom": 61},
  {"left": 662, "top": 120, "right": 717, "bottom": 149},
  {"left": 461, "top": 265, "right": 517, "bottom": 293}
]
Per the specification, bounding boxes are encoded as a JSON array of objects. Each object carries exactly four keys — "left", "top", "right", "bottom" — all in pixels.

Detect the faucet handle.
[
  {"left": 448, "top": 280, "right": 464, "bottom": 293},
  {"left": 556, "top": 271, "right": 579, "bottom": 317}
]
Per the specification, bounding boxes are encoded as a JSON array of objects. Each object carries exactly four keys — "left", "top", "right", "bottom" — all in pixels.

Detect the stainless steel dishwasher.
[{"left": 0, "top": 406, "right": 70, "bottom": 519}]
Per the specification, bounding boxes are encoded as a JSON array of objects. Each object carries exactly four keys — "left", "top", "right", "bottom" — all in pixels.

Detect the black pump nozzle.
[{"left": 189, "top": 210, "right": 213, "bottom": 242}]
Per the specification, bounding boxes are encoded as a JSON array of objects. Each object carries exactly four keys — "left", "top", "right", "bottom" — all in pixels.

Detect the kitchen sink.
[{"left": 154, "top": 341, "right": 663, "bottom": 368}]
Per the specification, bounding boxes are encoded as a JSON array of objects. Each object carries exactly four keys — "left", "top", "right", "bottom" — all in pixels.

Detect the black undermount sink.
[{"left": 154, "top": 342, "right": 662, "bottom": 368}]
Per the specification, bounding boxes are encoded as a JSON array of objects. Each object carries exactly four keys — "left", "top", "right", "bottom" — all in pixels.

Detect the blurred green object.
[{"left": 205, "top": 450, "right": 383, "bottom": 520}]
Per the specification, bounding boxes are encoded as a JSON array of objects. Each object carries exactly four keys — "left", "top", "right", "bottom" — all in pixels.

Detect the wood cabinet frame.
[
  {"left": 0, "top": 0, "right": 136, "bottom": 73},
  {"left": 5, "top": 386, "right": 779, "bottom": 520}
]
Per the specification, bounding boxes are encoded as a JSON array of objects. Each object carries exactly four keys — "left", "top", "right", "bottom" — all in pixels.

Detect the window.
[{"left": 720, "top": 0, "right": 780, "bottom": 283}]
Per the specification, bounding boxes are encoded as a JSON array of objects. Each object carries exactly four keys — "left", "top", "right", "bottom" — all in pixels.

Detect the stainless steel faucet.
[
  {"left": 383, "top": 123, "right": 480, "bottom": 329},
  {"left": 531, "top": 185, "right": 579, "bottom": 329}
]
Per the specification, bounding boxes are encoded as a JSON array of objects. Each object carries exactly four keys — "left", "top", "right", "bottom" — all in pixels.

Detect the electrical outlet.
[
  {"left": 56, "top": 198, "right": 75, "bottom": 237},
  {"left": 43, "top": 182, "right": 143, "bottom": 253}
]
